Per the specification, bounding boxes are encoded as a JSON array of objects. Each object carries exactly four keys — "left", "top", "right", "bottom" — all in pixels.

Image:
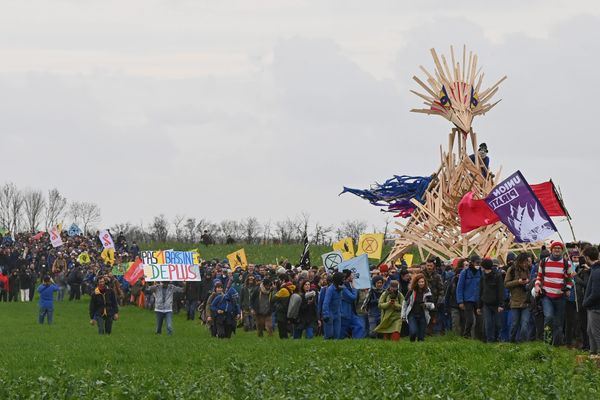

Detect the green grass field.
[{"left": 1, "top": 299, "right": 599, "bottom": 399}]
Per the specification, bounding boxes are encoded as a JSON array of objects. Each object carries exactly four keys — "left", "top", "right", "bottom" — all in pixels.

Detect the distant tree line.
[{"left": 0, "top": 182, "right": 395, "bottom": 245}]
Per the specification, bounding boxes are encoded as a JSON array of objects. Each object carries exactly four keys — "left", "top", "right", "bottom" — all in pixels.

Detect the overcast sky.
[{"left": 1, "top": 1, "right": 599, "bottom": 242}]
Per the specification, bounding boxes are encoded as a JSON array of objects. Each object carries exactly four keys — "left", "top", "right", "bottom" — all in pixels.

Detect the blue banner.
[{"left": 336, "top": 254, "right": 371, "bottom": 289}]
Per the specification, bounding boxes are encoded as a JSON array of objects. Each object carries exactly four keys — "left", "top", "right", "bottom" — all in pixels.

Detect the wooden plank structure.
[{"left": 388, "top": 46, "right": 540, "bottom": 264}]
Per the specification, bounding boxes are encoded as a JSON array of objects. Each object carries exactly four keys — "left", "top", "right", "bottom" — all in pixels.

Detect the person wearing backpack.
[
  {"left": 505, "top": 253, "right": 532, "bottom": 342},
  {"left": 273, "top": 282, "right": 295, "bottom": 339},
  {"left": 533, "top": 241, "right": 573, "bottom": 346},
  {"left": 478, "top": 258, "right": 505, "bottom": 343}
]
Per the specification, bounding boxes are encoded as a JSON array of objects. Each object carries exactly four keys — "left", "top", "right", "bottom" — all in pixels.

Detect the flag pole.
[{"left": 556, "top": 184, "right": 577, "bottom": 242}]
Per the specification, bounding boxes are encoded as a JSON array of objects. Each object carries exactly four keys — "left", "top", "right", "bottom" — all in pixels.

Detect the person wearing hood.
[
  {"left": 375, "top": 280, "right": 404, "bottom": 341},
  {"left": 211, "top": 286, "right": 241, "bottom": 339},
  {"left": 322, "top": 272, "right": 344, "bottom": 339},
  {"left": 272, "top": 281, "right": 295, "bottom": 339},
  {"left": 363, "top": 275, "right": 385, "bottom": 338},
  {"left": 533, "top": 241, "right": 572, "bottom": 346},
  {"left": 149, "top": 281, "right": 184, "bottom": 336},
  {"left": 340, "top": 269, "right": 365, "bottom": 339},
  {"left": 478, "top": 258, "right": 505, "bottom": 343},
  {"left": 205, "top": 281, "right": 223, "bottom": 337},
  {"left": 457, "top": 255, "right": 483, "bottom": 339},
  {"left": 250, "top": 278, "right": 274, "bottom": 337}
]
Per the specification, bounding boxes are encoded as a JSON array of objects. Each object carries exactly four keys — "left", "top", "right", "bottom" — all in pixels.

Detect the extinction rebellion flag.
[{"left": 484, "top": 170, "right": 557, "bottom": 242}]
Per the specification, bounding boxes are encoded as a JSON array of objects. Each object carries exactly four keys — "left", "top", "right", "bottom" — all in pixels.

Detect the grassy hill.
[
  {"left": 1, "top": 300, "right": 598, "bottom": 399},
  {"left": 139, "top": 242, "right": 398, "bottom": 266}
]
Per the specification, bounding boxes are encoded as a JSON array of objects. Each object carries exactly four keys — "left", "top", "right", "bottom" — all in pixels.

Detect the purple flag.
[{"left": 485, "top": 171, "right": 557, "bottom": 242}]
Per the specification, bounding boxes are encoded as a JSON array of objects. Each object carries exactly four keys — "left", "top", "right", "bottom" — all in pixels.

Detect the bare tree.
[
  {"left": 262, "top": 219, "right": 272, "bottom": 244},
  {"left": 0, "top": 183, "right": 23, "bottom": 234},
  {"left": 23, "top": 189, "right": 46, "bottom": 233},
  {"left": 173, "top": 215, "right": 185, "bottom": 242},
  {"left": 242, "top": 217, "right": 262, "bottom": 244},
  {"left": 382, "top": 216, "right": 392, "bottom": 241},
  {"left": 80, "top": 202, "right": 101, "bottom": 234},
  {"left": 184, "top": 217, "right": 197, "bottom": 243},
  {"left": 45, "top": 188, "right": 67, "bottom": 230},
  {"left": 220, "top": 219, "right": 240, "bottom": 242},
  {"left": 313, "top": 222, "right": 333, "bottom": 245},
  {"left": 336, "top": 220, "right": 368, "bottom": 243},
  {"left": 151, "top": 214, "right": 169, "bottom": 242},
  {"left": 69, "top": 201, "right": 83, "bottom": 227},
  {"left": 296, "top": 212, "right": 310, "bottom": 241},
  {"left": 274, "top": 218, "right": 299, "bottom": 244}
]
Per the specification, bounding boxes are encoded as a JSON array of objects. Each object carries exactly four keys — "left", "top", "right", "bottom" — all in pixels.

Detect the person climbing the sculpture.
[{"left": 469, "top": 143, "right": 492, "bottom": 177}]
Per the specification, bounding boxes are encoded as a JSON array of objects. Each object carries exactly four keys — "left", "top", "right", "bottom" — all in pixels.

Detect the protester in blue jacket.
[
  {"left": 211, "top": 287, "right": 241, "bottom": 339},
  {"left": 322, "top": 272, "right": 344, "bottom": 339},
  {"left": 37, "top": 276, "right": 59, "bottom": 325},
  {"left": 340, "top": 270, "right": 366, "bottom": 339},
  {"left": 457, "top": 255, "right": 482, "bottom": 339}
]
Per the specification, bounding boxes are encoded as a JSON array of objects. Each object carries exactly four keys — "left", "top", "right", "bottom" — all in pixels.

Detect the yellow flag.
[
  {"left": 101, "top": 248, "right": 115, "bottom": 266},
  {"left": 77, "top": 251, "right": 91, "bottom": 265},
  {"left": 332, "top": 237, "right": 355, "bottom": 260},
  {"left": 190, "top": 248, "right": 201, "bottom": 264},
  {"left": 57, "top": 223, "right": 63, "bottom": 232},
  {"left": 356, "top": 233, "right": 384, "bottom": 260},
  {"left": 227, "top": 249, "right": 248, "bottom": 270},
  {"left": 395, "top": 253, "right": 414, "bottom": 267}
]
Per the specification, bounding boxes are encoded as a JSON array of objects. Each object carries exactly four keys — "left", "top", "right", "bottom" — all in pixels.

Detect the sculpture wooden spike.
[{"left": 389, "top": 46, "right": 537, "bottom": 264}]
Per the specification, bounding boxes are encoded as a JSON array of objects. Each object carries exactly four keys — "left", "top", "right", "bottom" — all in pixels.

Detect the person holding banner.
[{"left": 149, "top": 282, "right": 184, "bottom": 336}]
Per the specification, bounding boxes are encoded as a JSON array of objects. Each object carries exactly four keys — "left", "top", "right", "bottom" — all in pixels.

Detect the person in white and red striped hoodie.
[{"left": 533, "top": 241, "right": 573, "bottom": 346}]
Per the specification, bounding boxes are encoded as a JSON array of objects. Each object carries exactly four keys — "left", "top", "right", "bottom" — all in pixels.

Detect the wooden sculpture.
[{"left": 388, "top": 46, "right": 537, "bottom": 264}]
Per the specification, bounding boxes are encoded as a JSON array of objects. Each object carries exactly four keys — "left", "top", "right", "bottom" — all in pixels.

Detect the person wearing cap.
[
  {"left": 582, "top": 245, "right": 600, "bottom": 357},
  {"left": 457, "top": 255, "right": 483, "bottom": 339},
  {"left": 375, "top": 280, "right": 405, "bottom": 341},
  {"left": 469, "top": 142, "right": 491, "bottom": 177},
  {"left": 533, "top": 241, "right": 573, "bottom": 345},
  {"left": 477, "top": 259, "right": 505, "bottom": 343}
]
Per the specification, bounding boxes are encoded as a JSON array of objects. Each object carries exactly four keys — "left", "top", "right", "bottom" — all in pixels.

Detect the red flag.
[
  {"left": 124, "top": 258, "right": 144, "bottom": 285},
  {"left": 530, "top": 181, "right": 568, "bottom": 217},
  {"left": 32, "top": 232, "right": 45, "bottom": 240},
  {"left": 458, "top": 192, "right": 499, "bottom": 233},
  {"left": 459, "top": 180, "right": 569, "bottom": 233}
]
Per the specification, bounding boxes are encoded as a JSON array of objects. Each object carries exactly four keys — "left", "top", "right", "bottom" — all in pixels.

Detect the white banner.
[
  {"left": 99, "top": 229, "right": 115, "bottom": 249},
  {"left": 49, "top": 226, "right": 63, "bottom": 248},
  {"left": 143, "top": 264, "right": 202, "bottom": 281}
]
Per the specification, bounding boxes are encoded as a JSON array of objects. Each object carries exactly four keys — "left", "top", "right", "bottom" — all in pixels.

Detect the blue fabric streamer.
[{"left": 340, "top": 175, "right": 432, "bottom": 218}]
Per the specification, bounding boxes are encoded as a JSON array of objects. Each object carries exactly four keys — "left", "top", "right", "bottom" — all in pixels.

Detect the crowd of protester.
[{"left": 1, "top": 231, "right": 599, "bottom": 358}]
